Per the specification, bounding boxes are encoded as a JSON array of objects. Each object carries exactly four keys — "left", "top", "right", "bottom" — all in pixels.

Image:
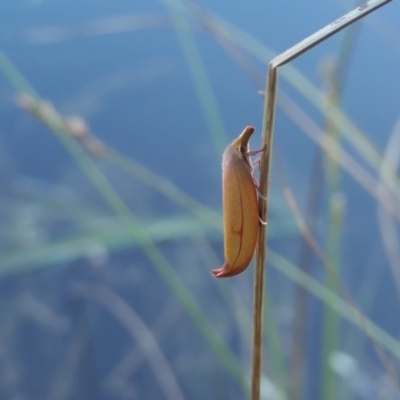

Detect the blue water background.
[{"left": 0, "top": 0, "right": 399, "bottom": 399}]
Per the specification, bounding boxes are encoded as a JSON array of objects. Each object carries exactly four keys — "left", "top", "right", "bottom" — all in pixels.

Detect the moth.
[{"left": 213, "top": 126, "right": 265, "bottom": 278}]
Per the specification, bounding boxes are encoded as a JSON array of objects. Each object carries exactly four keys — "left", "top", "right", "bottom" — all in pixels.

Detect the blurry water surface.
[{"left": 0, "top": 1, "right": 399, "bottom": 399}]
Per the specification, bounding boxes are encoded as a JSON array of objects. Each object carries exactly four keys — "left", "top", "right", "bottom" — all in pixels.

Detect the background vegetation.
[{"left": 0, "top": 0, "right": 399, "bottom": 399}]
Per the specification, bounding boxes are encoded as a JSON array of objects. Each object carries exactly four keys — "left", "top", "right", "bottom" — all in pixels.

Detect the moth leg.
[
  {"left": 247, "top": 144, "right": 268, "bottom": 199},
  {"left": 247, "top": 144, "right": 267, "bottom": 173},
  {"left": 258, "top": 191, "right": 267, "bottom": 201},
  {"left": 253, "top": 157, "right": 261, "bottom": 173},
  {"left": 251, "top": 175, "right": 267, "bottom": 200},
  {"left": 245, "top": 143, "right": 267, "bottom": 157},
  {"left": 259, "top": 216, "right": 267, "bottom": 225}
]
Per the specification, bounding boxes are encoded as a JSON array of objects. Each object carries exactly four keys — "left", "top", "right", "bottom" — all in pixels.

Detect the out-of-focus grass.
[
  {"left": 0, "top": 50, "right": 253, "bottom": 395},
  {"left": 320, "top": 24, "right": 357, "bottom": 399},
  {"left": 178, "top": 1, "right": 400, "bottom": 398},
  {"left": 0, "top": 36, "right": 296, "bottom": 397},
  {"left": 0, "top": 1, "right": 399, "bottom": 399}
]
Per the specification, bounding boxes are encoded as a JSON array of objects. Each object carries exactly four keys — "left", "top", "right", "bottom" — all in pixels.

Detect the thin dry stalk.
[{"left": 251, "top": 63, "right": 277, "bottom": 400}]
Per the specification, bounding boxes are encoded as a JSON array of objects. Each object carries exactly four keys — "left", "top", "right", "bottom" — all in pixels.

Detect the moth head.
[{"left": 231, "top": 125, "right": 254, "bottom": 159}]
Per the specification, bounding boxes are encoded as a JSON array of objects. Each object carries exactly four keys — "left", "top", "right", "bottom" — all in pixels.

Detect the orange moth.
[{"left": 212, "top": 126, "right": 265, "bottom": 278}]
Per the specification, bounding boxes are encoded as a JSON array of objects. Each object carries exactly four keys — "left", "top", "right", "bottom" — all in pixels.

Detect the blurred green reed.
[
  {"left": 0, "top": 1, "right": 399, "bottom": 399},
  {"left": 0, "top": 49, "right": 253, "bottom": 395},
  {"left": 320, "top": 24, "right": 357, "bottom": 400}
]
